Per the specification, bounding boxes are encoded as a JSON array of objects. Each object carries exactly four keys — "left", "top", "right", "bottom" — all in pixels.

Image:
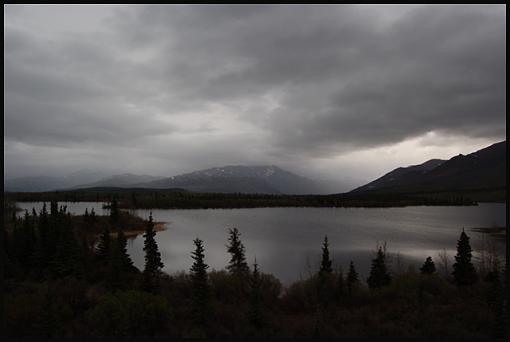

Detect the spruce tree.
[
  {"left": 116, "top": 228, "right": 135, "bottom": 272},
  {"left": 319, "top": 235, "right": 333, "bottom": 274},
  {"left": 452, "top": 230, "right": 478, "bottom": 286},
  {"left": 108, "top": 229, "right": 135, "bottom": 291},
  {"left": 20, "top": 210, "right": 36, "bottom": 267},
  {"left": 50, "top": 200, "right": 58, "bottom": 217},
  {"left": 46, "top": 202, "right": 60, "bottom": 262},
  {"left": 32, "top": 203, "right": 50, "bottom": 273},
  {"left": 317, "top": 235, "right": 334, "bottom": 322},
  {"left": 347, "top": 261, "right": 359, "bottom": 294},
  {"left": 248, "top": 260, "right": 263, "bottom": 333},
  {"left": 226, "top": 227, "right": 249, "bottom": 277},
  {"left": 96, "top": 225, "right": 111, "bottom": 263},
  {"left": 142, "top": 213, "right": 164, "bottom": 293},
  {"left": 52, "top": 215, "right": 81, "bottom": 277},
  {"left": 190, "top": 238, "right": 210, "bottom": 332},
  {"left": 367, "top": 247, "right": 392, "bottom": 290},
  {"left": 420, "top": 256, "right": 436, "bottom": 274}
]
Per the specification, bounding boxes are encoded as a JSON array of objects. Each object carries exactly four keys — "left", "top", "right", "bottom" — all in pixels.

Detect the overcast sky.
[{"left": 4, "top": 4, "right": 506, "bottom": 190}]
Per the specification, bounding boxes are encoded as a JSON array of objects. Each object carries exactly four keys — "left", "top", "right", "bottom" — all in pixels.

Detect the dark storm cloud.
[
  {"left": 107, "top": 5, "right": 505, "bottom": 155},
  {"left": 4, "top": 5, "right": 506, "bottom": 180}
]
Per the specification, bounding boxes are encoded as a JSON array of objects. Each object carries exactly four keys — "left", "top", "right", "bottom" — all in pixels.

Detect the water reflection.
[{"left": 16, "top": 202, "right": 506, "bottom": 284}]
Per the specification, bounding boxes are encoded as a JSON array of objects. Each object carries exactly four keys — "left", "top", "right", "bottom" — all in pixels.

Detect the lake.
[{"left": 16, "top": 202, "right": 506, "bottom": 284}]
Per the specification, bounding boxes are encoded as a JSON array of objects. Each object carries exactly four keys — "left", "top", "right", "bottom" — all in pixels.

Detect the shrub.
[{"left": 86, "top": 290, "right": 170, "bottom": 336}]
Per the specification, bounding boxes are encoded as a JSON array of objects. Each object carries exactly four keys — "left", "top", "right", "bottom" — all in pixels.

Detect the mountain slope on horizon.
[
  {"left": 73, "top": 173, "right": 164, "bottom": 189},
  {"left": 4, "top": 169, "right": 111, "bottom": 192},
  {"left": 350, "top": 141, "right": 506, "bottom": 195},
  {"left": 5, "top": 165, "right": 327, "bottom": 194},
  {"left": 133, "top": 165, "right": 323, "bottom": 194}
]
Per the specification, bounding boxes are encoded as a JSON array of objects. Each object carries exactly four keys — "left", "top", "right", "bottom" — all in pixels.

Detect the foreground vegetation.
[
  {"left": 2, "top": 201, "right": 506, "bottom": 337},
  {"left": 5, "top": 188, "right": 477, "bottom": 209}
]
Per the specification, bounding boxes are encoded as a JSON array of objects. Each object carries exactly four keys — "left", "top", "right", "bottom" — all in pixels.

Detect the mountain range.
[
  {"left": 130, "top": 165, "right": 322, "bottom": 194},
  {"left": 5, "top": 165, "right": 327, "bottom": 194},
  {"left": 4, "top": 141, "right": 506, "bottom": 197},
  {"left": 3, "top": 169, "right": 111, "bottom": 192},
  {"left": 350, "top": 140, "right": 506, "bottom": 195},
  {"left": 75, "top": 174, "right": 164, "bottom": 189}
]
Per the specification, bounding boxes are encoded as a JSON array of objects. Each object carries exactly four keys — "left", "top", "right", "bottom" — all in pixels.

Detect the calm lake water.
[{"left": 17, "top": 202, "right": 506, "bottom": 284}]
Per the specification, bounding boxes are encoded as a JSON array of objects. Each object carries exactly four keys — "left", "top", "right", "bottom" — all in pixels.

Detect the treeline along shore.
[
  {"left": 5, "top": 187, "right": 478, "bottom": 209},
  {"left": 2, "top": 200, "right": 506, "bottom": 337}
]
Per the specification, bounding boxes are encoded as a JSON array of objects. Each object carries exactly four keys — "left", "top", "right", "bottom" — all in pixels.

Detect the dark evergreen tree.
[
  {"left": 46, "top": 202, "right": 63, "bottom": 263},
  {"left": 52, "top": 214, "right": 81, "bottom": 277},
  {"left": 50, "top": 200, "right": 58, "bottom": 217},
  {"left": 226, "top": 227, "right": 249, "bottom": 277},
  {"left": 420, "top": 256, "right": 436, "bottom": 274},
  {"left": 367, "top": 247, "right": 392, "bottom": 290},
  {"left": 316, "top": 235, "right": 335, "bottom": 331},
  {"left": 190, "top": 238, "right": 210, "bottom": 332},
  {"left": 19, "top": 210, "right": 36, "bottom": 267},
  {"left": 248, "top": 260, "right": 263, "bottom": 333},
  {"left": 347, "top": 261, "right": 359, "bottom": 294},
  {"left": 107, "top": 229, "right": 135, "bottom": 291},
  {"left": 452, "top": 230, "right": 478, "bottom": 286},
  {"left": 142, "top": 213, "right": 164, "bottom": 293},
  {"left": 319, "top": 235, "right": 333, "bottom": 274},
  {"left": 116, "top": 228, "right": 135, "bottom": 272},
  {"left": 95, "top": 225, "right": 111, "bottom": 263},
  {"left": 32, "top": 203, "right": 50, "bottom": 273}
]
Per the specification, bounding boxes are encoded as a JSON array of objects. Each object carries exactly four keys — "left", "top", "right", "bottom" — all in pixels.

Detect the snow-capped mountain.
[{"left": 134, "top": 165, "right": 324, "bottom": 194}]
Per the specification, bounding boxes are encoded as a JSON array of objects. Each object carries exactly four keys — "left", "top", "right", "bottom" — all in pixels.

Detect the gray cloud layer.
[{"left": 4, "top": 5, "right": 506, "bottom": 184}]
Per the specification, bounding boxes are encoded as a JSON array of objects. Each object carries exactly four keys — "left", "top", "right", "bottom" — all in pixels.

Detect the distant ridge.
[
  {"left": 351, "top": 141, "right": 506, "bottom": 195},
  {"left": 133, "top": 165, "right": 323, "bottom": 194},
  {"left": 6, "top": 165, "right": 325, "bottom": 194},
  {"left": 74, "top": 173, "right": 164, "bottom": 189},
  {"left": 4, "top": 169, "right": 110, "bottom": 192}
]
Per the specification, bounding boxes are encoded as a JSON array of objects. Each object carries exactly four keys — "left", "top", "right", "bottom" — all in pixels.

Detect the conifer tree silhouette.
[
  {"left": 420, "top": 256, "right": 436, "bottom": 274},
  {"left": 347, "top": 261, "right": 359, "bottom": 295},
  {"left": 367, "top": 247, "right": 391, "bottom": 289},
  {"left": 142, "top": 213, "right": 164, "bottom": 293},
  {"left": 319, "top": 235, "right": 333, "bottom": 274},
  {"left": 95, "top": 225, "right": 111, "bottom": 264},
  {"left": 248, "top": 259, "right": 263, "bottom": 333},
  {"left": 190, "top": 238, "right": 210, "bottom": 333},
  {"left": 452, "top": 229, "right": 478, "bottom": 286},
  {"left": 226, "top": 227, "right": 249, "bottom": 277}
]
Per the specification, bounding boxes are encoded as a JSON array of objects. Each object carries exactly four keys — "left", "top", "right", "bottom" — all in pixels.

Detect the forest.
[
  {"left": 5, "top": 188, "right": 477, "bottom": 209},
  {"left": 2, "top": 200, "right": 506, "bottom": 337}
]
